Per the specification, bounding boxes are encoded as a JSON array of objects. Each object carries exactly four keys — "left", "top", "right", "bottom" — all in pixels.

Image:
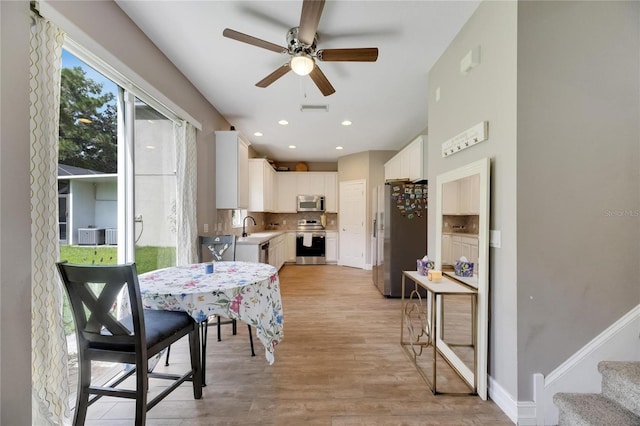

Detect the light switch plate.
[{"left": 489, "top": 230, "right": 501, "bottom": 248}]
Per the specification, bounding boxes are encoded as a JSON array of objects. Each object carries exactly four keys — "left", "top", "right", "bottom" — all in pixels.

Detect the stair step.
[
  {"left": 553, "top": 393, "right": 640, "bottom": 426},
  {"left": 599, "top": 361, "right": 640, "bottom": 417}
]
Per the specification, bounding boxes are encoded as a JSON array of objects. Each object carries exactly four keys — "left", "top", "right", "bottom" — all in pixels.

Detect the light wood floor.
[{"left": 83, "top": 264, "right": 512, "bottom": 425}]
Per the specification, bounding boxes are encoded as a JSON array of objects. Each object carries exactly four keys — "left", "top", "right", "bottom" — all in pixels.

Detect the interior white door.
[{"left": 339, "top": 179, "right": 366, "bottom": 268}]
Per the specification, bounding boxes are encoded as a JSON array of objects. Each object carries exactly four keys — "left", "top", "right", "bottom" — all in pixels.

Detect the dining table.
[{"left": 136, "top": 261, "right": 284, "bottom": 384}]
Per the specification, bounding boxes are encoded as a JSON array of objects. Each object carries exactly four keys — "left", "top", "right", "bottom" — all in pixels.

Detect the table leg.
[
  {"left": 400, "top": 275, "right": 406, "bottom": 343},
  {"left": 431, "top": 291, "right": 437, "bottom": 394},
  {"left": 200, "top": 321, "right": 208, "bottom": 387}
]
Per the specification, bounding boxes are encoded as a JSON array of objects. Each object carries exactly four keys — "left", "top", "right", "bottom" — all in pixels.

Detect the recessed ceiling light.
[
  {"left": 341, "top": 120, "right": 352, "bottom": 126},
  {"left": 279, "top": 120, "right": 289, "bottom": 125},
  {"left": 336, "top": 146, "right": 344, "bottom": 150},
  {"left": 146, "top": 145, "right": 156, "bottom": 150},
  {"left": 254, "top": 132, "right": 263, "bottom": 137},
  {"left": 288, "top": 145, "right": 296, "bottom": 149}
]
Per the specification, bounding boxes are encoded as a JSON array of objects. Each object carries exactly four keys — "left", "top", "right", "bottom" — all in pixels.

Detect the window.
[
  {"left": 232, "top": 209, "right": 248, "bottom": 228},
  {"left": 58, "top": 44, "right": 181, "bottom": 400}
]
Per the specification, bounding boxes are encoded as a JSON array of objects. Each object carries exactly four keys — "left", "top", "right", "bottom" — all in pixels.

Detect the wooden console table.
[{"left": 400, "top": 270, "right": 478, "bottom": 395}]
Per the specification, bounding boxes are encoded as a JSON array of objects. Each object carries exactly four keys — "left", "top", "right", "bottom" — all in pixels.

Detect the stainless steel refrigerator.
[{"left": 372, "top": 182, "right": 427, "bottom": 297}]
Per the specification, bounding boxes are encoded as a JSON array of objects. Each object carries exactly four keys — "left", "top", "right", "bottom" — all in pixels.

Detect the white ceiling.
[{"left": 116, "top": 1, "right": 480, "bottom": 163}]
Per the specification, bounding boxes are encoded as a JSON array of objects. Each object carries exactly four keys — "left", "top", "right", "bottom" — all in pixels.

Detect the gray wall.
[
  {"left": 427, "top": 0, "right": 518, "bottom": 398},
  {"left": 516, "top": 1, "right": 640, "bottom": 399},
  {"left": 1, "top": 2, "right": 33, "bottom": 423}
]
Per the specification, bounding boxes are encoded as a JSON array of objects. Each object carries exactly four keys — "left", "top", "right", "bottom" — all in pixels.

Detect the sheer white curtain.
[
  {"left": 175, "top": 121, "right": 198, "bottom": 265},
  {"left": 29, "top": 12, "right": 70, "bottom": 426}
]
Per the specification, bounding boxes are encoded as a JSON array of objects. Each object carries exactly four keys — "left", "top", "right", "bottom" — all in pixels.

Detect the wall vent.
[{"left": 300, "top": 104, "right": 329, "bottom": 112}]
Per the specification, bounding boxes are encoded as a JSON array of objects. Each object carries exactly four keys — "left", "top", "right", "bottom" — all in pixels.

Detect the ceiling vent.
[{"left": 300, "top": 104, "right": 329, "bottom": 112}]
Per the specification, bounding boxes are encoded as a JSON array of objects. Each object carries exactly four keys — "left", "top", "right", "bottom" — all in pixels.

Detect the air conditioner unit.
[
  {"left": 105, "top": 228, "right": 117, "bottom": 245},
  {"left": 77, "top": 228, "right": 105, "bottom": 245}
]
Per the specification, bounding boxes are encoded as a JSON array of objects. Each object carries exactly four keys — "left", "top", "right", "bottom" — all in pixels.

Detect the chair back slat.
[
  {"left": 57, "top": 263, "right": 146, "bottom": 352},
  {"left": 199, "top": 235, "right": 236, "bottom": 262}
]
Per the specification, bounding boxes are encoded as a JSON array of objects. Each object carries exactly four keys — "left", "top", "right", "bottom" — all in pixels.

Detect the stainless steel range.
[{"left": 295, "top": 219, "right": 326, "bottom": 265}]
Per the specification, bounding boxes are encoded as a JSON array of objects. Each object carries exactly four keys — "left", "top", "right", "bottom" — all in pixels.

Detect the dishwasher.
[{"left": 259, "top": 241, "right": 269, "bottom": 264}]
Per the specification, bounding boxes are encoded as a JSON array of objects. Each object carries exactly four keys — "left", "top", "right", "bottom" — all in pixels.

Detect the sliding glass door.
[{"left": 59, "top": 47, "right": 179, "bottom": 398}]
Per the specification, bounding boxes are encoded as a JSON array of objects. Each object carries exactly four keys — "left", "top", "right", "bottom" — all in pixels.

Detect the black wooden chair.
[{"left": 57, "top": 262, "right": 202, "bottom": 426}]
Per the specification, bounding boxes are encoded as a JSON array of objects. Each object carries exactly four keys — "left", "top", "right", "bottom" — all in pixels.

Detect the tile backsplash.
[
  {"left": 265, "top": 212, "right": 338, "bottom": 231},
  {"left": 442, "top": 215, "right": 479, "bottom": 234},
  {"left": 215, "top": 210, "right": 338, "bottom": 236}
]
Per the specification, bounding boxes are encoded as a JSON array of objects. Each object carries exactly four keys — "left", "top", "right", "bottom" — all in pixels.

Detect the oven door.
[{"left": 295, "top": 232, "right": 326, "bottom": 265}]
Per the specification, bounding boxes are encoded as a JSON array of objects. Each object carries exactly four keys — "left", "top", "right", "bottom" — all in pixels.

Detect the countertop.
[
  {"left": 236, "top": 231, "right": 286, "bottom": 245},
  {"left": 236, "top": 229, "right": 338, "bottom": 245},
  {"left": 442, "top": 232, "right": 479, "bottom": 237}
]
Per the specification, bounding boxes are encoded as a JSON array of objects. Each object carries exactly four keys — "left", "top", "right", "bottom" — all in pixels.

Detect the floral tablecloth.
[{"left": 138, "top": 261, "right": 284, "bottom": 364}]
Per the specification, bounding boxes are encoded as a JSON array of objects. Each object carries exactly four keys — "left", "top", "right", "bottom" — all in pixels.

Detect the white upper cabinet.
[
  {"left": 442, "top": 174, "right": 480, "bottom": 215},
  {"left": 442, "top": 180, "right": 459, "bottom": 215},
  {"left": 323, "top": 173, "right": 338, "bottom": 213},
  {"left": 248, "top": 159, "right": 276, "bottom": 212},
  {"left": 275, "top": 172, "right": 338, "bottom": 213},
  {"left": 384, "top": 135, "right": 427, "bottom": 182},
  {"left": 297, "top": 172, "right": 325, "bottom": 195},
  {"left": 215, "top": 130, "right": 249, "bottom": 209},
  {"left": 276, "top": 172, "right": 298, "bottom": 213},
  {"left": 384, "top": 155, "right": 403, "bottom": 181}
]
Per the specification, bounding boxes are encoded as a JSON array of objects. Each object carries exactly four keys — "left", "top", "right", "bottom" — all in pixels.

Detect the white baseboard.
[{"left": 488, "top": 376, "right": 518, "bottom": 424}]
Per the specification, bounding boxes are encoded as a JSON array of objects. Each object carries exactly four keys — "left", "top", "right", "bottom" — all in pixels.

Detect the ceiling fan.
[{"left": 222, "top": 0, "right": 378, "bottom": 96}]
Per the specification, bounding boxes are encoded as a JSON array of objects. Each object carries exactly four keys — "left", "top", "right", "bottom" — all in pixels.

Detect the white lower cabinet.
[
  {"left": 326, "top": 231, "right": 338, "bottom": 263},
  {"left": 236, "top": 233, "right": 287, "bottom": 270},
  {"left": 286, "top": 232, "right": 296, "bottom": 263},
  {"left": 235, "top": 244, "right": 259, "bottom": 263},
  {"left": 268, "top": 234, "right": 286, "bottom": 270},
  {"left": 442, "top": 234, "right": 452, "bottom": 265},
  {"left": 443, "top": 234, "right": 478, "bottom": 268}
]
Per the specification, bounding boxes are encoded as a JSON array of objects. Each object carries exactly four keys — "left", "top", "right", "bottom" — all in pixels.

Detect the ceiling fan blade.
[
  {"left": 309, "top": 64, "right": 335, "bottom": 96},
  {"left": 298, "top": 0, "right": 325, "bottom": 45},
  {"left": 256, "top": 63, "right": 292, "bottom": 88},
  {"left": 317, "top": 48, "right": 379, "bottom": 62},
  {"left": 223, "top": 28, "right": 287, "bottom": 54}
]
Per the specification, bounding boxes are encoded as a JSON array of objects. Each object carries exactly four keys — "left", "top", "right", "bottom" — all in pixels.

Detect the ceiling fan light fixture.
[{"left": 290, "top": 54, "right": 314, "bottom": 76}]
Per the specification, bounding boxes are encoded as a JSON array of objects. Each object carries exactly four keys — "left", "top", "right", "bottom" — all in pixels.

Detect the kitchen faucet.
[{"left": 242, "top": 215, "right": 257, "bottom": 237}]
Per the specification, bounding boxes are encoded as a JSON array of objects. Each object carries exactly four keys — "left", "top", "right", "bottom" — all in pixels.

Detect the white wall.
[
  {"left": 95, "top": 182, "right": 117, "bottom": 229},
  {"left": 134, "top": 119, "right": 177, "bottom": 247},
  {"left": 70, "top": 180, "right": 96, "bottom": 244}
]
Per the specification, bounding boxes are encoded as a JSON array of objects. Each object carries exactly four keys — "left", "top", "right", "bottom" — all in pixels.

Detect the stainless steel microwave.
[{"left": 296, "top": 195, "right": 325, "bottom": 212}]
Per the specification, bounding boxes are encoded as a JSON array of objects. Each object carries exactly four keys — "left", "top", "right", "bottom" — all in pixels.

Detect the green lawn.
[
  {"left": 59, "top": 245, "right": 176, "bottom": 274},
  {"left": 59, "top": 245, "right": 176, "bottom": 334}
]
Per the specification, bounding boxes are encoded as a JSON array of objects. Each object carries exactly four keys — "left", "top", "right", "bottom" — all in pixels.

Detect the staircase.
[{"left": 554, "top": 361, "right": 640, "bottom": 425}]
